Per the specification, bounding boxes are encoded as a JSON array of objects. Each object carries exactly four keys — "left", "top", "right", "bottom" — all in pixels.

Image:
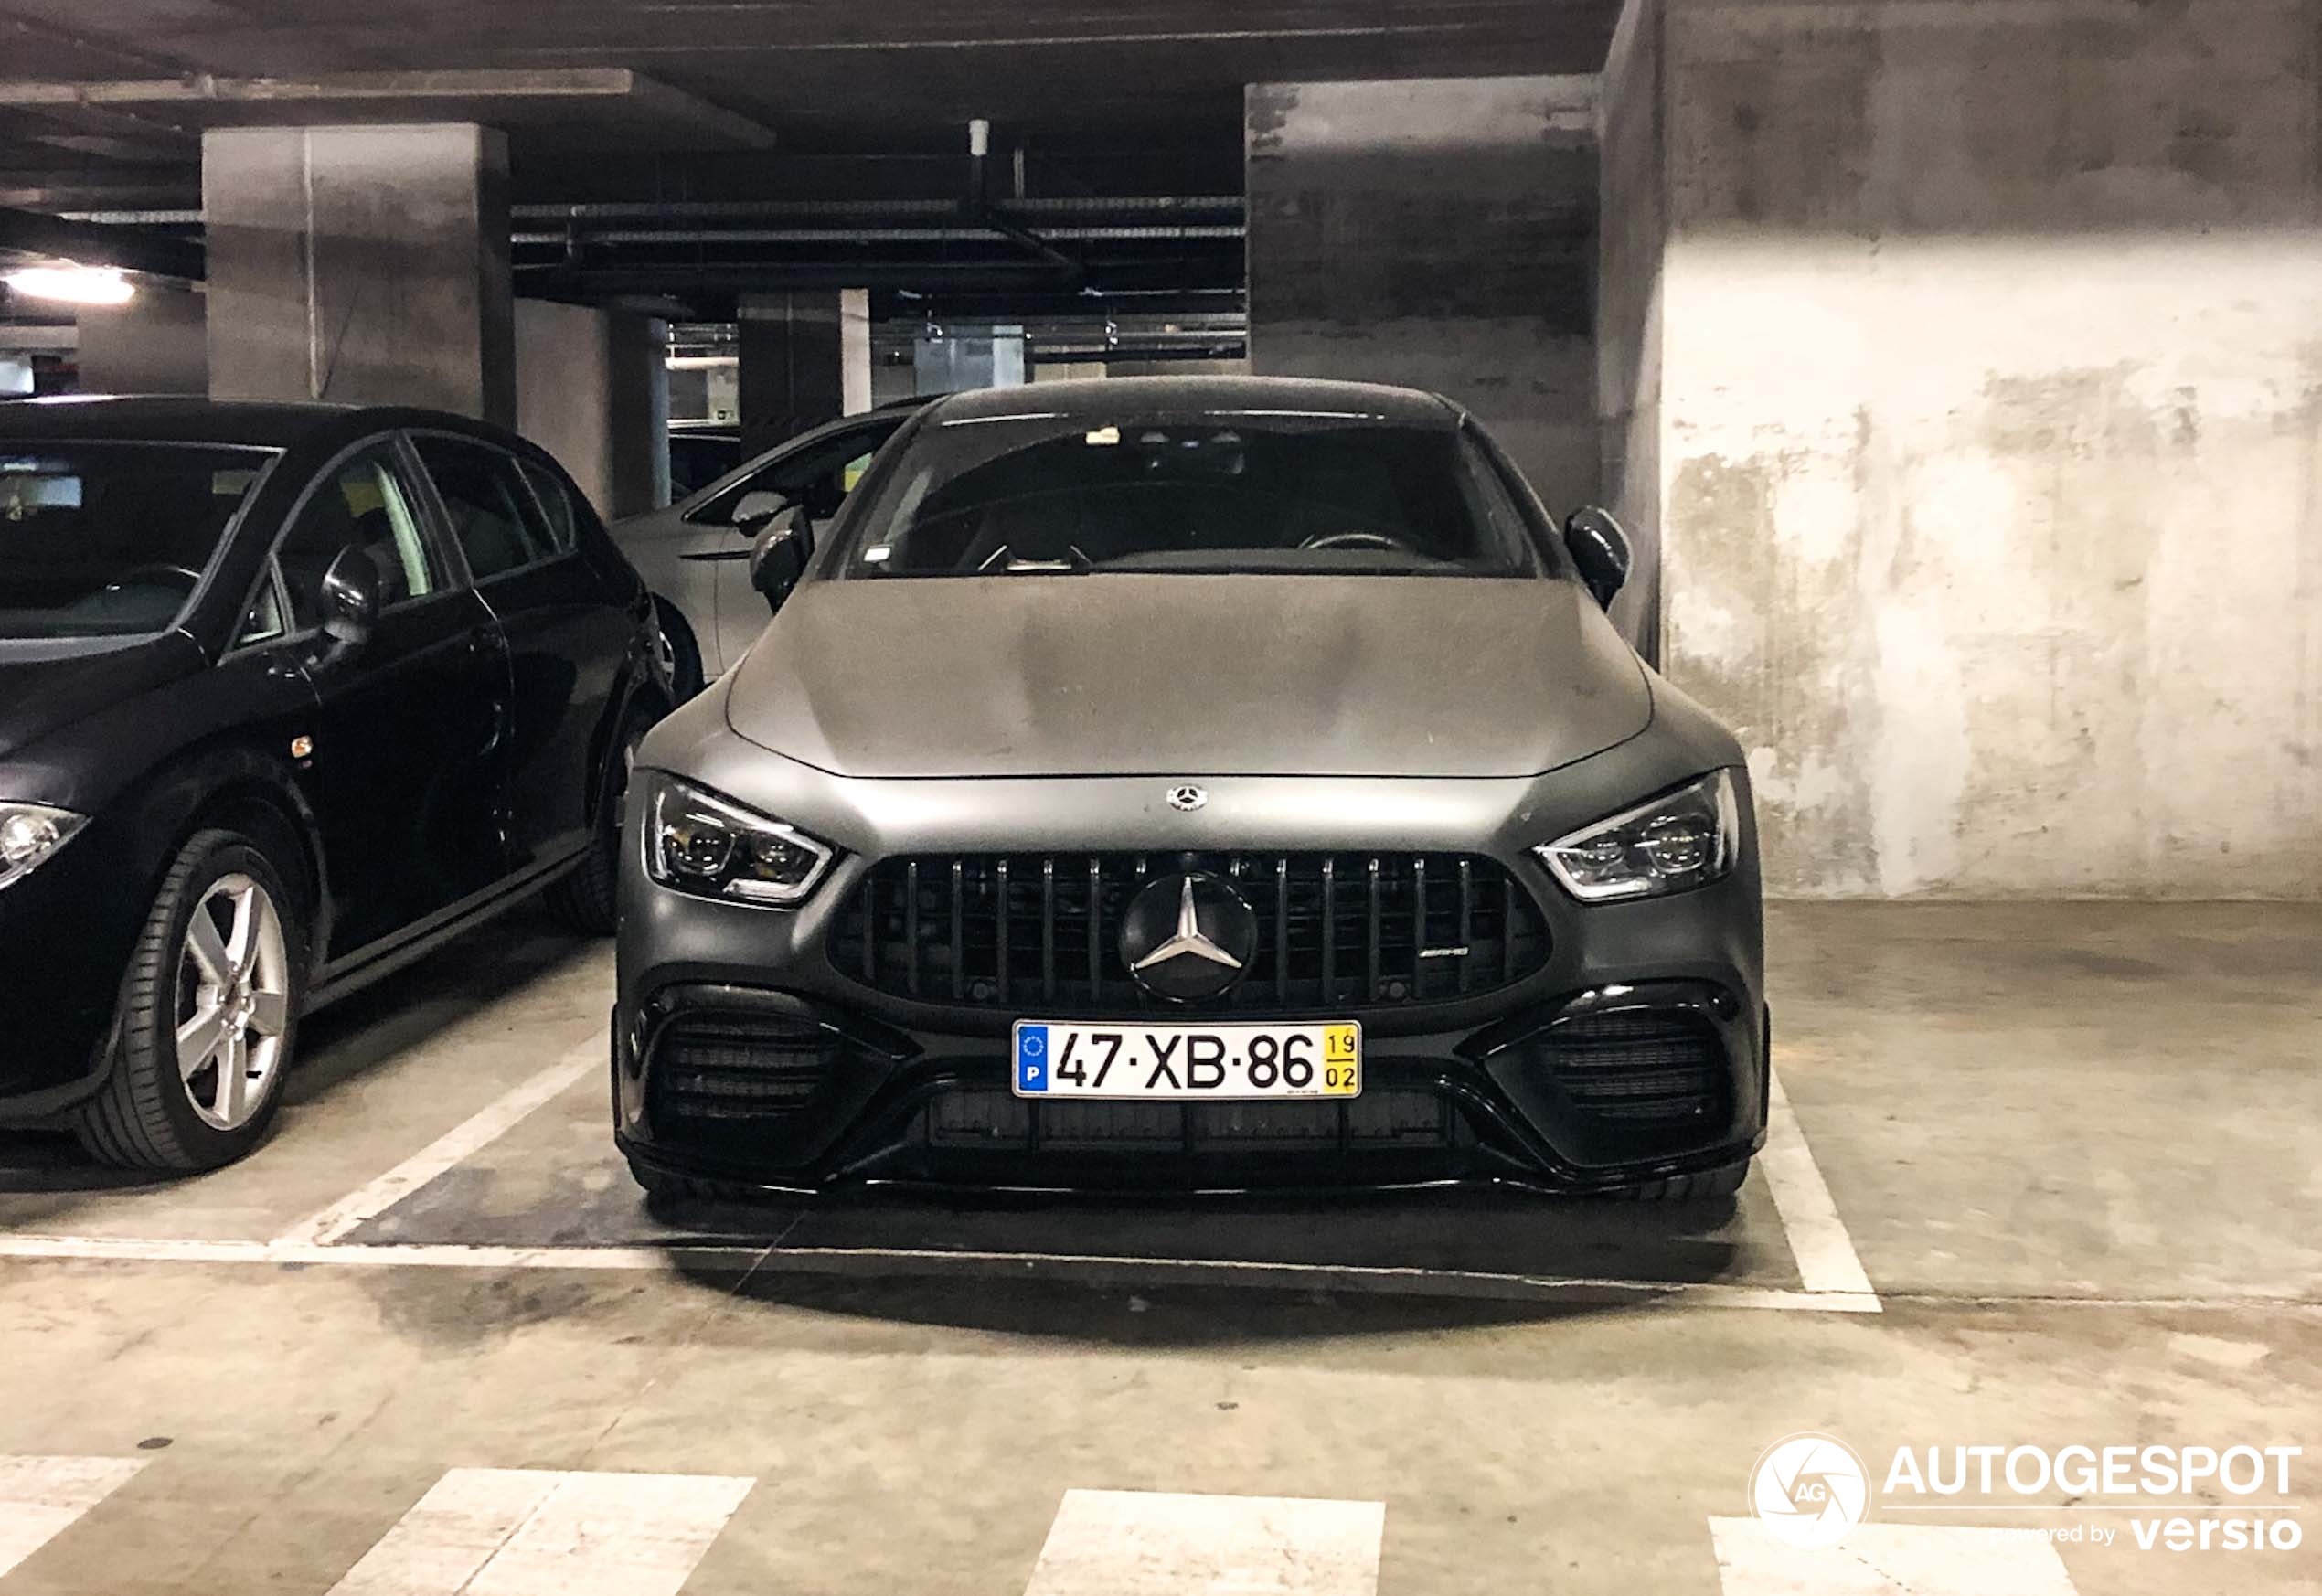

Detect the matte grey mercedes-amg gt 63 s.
[{"left": 613, "top": 376, "right": 1765, "bottom": 1201}]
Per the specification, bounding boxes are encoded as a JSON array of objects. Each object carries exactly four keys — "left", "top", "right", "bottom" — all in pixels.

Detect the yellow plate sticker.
[{"left": 1323, "top": 1024, "right": 1360, "bottom": 1096}]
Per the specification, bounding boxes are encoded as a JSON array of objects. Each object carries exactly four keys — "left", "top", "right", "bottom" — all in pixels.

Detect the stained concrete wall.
[
  {"left": 204, "top": 124, "right": 514, "bottom": 423},
  {"left": 1245, "top": 77, "right": 1602, "bottom": 515},
  {"left": 77, "top": 287, "right": 208, "bottom": 395},
  {"left": 1609, "top": 0, "right": 2322, "bottom": 898},
  {"left": 513, "top": 300, "right": 670, "bottom": 518}
]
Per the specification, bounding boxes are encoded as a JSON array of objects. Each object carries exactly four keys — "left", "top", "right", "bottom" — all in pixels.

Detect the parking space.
[{"left": 1, "top": 902, "right": 2315, "bottom": 1594}]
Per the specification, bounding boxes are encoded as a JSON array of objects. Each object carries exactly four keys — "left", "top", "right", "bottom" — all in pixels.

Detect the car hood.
[
  {"left": 0, "top": 633, "right": 206, "bottom": 767},
  {"left": 725, "top": 576, "right": 1651, "bottom": 779}
]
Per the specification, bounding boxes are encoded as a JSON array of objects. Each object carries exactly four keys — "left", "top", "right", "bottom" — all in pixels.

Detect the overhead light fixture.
[{"left": 4, "top": 266, "right": 134, "bottom": 305}]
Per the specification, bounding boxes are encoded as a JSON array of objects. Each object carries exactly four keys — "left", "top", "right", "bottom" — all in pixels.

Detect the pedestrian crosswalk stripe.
[
  {"left": 1022, "top": 1488, "right": 1385, "bottom": 1596},
  {"left": 1709, "top": 1516, "right": 2080, "bottom": 1595},
  {"left": 325, "top": 1467, "right": 753, "bottom": 1596},
  {"left": 0, "top": 1455, "right": 148, "bottom": 1580}
]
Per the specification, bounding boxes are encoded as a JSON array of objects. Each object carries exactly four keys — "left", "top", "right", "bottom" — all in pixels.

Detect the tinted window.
[
  {"left": 846, "top": 413, "right": 1538, "bottom": 578},
  {"left": 413, "top": 435, "right": 552, "bottom": 580},
  {"left": 694, "top": 420, "right": 903, "bottom": 527},
  {"left": 0, "top": 442, "right": 272, "bottom": 640},
  {"left": 276, "top": 449, "right": 441, "bottom": 628},
  {"left": 517, "top": 459, "right": 580, "bottom": 554}
]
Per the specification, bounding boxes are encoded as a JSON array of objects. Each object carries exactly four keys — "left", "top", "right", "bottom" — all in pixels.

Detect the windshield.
[
  {"left": 0, "top": 441, "right": 275, "bottom": 641},
  {"left": 842, "top": 410, "right": 1540, "bottom": 578}
]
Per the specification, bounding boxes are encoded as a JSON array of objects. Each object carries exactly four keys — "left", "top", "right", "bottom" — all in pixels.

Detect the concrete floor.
[{"left": 0, "top": 902, "right": 2316, "bottom": 1594}]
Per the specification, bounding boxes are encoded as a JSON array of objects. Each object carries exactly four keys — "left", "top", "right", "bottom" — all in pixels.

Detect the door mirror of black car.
[
  {"left": 312, "top": 545, "right": 380, "bottom": 669},
  {"left": 750, "top": 507, "right": 813, "bottom": 611},
  {"left": 730, "top": 489, "right": 791, "bottom": 535},
  {"left": 1562, "top": 505, "right": 1633, "bottom": 610}
]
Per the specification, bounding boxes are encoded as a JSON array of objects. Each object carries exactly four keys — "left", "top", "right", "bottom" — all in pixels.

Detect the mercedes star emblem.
[
  {"left": 1119, "top": 873, "right": 1259, "bottom": 1001},
  {"left": 1166, "top": 784, "right": 1208, "bottom": 812}
]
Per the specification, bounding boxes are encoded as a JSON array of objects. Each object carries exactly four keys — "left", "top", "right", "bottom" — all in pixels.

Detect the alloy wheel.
[{"left": 173, "top": 873, "right": 290, "bottom": 1131}]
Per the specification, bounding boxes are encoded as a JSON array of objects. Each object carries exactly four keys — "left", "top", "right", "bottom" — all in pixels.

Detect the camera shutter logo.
[{"left": 1748, "top": 1432, "right": 1871, "bottom": 1549}]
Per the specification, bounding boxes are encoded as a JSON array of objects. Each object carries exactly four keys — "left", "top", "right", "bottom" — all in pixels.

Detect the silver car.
[
  {"left": 611, "top": 402, "right": 925, "bottom": 696},
  {"left": 612, "top": 377, "right": 1766, "bottom": 1200}
]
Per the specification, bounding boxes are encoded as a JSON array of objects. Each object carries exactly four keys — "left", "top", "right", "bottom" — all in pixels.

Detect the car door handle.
[{"left": 680, "top": 548, "right": 754, "bottom": 563}]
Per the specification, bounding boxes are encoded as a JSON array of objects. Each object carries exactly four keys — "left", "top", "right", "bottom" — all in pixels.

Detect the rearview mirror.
[
  {"left": 750, "top": 506, "right": 813, "bottom": 611},
  {"left": 313, "top": 545, "right": 379, "bottom": 669},
  {"left": 1562, "top": 505, "right": 1632, "bottom": 610},
  {"left": 731, "top": 489, "right": 790, "bottom": 534}
]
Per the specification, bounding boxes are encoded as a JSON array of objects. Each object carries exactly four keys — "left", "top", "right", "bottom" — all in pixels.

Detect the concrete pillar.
[
  {"left": 738, "top": 290, "right": 844, "bottom": 453},
  {"left": 77, "top": 286, "right": 208, "bottom": 395},
  {"left": 514, "top": 300, "right": 671, "bottom": 518},
  {"left": 203, "top": 123, "right": 514, "bottom": 423},
  {"left": 1600, "top": 0, "right": 2322, "bottom": 899},
  {"left": 1244, "top": 76, "right": 1600, "bottom": 514}
]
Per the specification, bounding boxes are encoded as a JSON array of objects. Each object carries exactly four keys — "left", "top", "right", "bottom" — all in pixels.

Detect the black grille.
[
  {"left": 925, "top": 1088, "right": 1456, "bottom": 1151},
  {"left": 829, "top": 853, "right": 1550, "bottom": 1014},
  {"left": 1539, "top": 1009, "right": 1728, "bottom": 1127},
  {"left": 649, "top": 1013, "right": 839, "bottom": 1124}
]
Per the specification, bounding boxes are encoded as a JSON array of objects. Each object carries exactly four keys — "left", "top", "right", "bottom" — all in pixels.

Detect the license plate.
[{"left": 1012, "top": 1020, "right": 1361, "bottom": 1100}]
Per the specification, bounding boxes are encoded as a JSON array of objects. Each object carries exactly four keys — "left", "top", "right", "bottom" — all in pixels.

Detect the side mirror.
[
  {"left": 1562, "top": 506, "right": 1632, "bottom": 610},
  {"left": 750, "top": 506, "right": 813, "bottom": 611},
  {"left": 731, "top": 489, "right": 790, "bottom": 534},
  {"left": 313, "top": 545, "right": 379, "bottom": 669}
]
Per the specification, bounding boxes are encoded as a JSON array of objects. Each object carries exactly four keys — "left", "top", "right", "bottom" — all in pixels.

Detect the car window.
[
  {"left": 693, "top": 420, "right": 903, "bottom": 527},
  {"left": 412, "top": 435, "right": 555, "bottom": 580},
  {"left": 0, "top": 442, "right": 275, "bottom": 642},
  {"left": 235, "top": 571, "right": 288, "bottom": 648},
  {"left": 517, "top": 459, "right": 580, "bottom": 554},
  {"left": 276, "top": 449, "right": 441, "bottom": 630}
]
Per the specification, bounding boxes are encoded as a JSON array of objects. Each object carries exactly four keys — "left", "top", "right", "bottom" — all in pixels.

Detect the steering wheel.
[
  {"left": 1299, "top": 530, "right": 1412, "bottom": 554},
  {"left": 102, "top": 563, "right": 204, "bottom": 595}
]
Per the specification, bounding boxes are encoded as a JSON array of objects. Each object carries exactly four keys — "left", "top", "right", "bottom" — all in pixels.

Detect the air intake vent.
[
  {"left": 830, "top": 852, "right": 1550, "bottom": 1015},
  {"left": 1539, "top": 1009, "right": 1728, "bottom": 1126},
  {"left": 650, "top": 1014, "right": 838, "bottom": 1123}
]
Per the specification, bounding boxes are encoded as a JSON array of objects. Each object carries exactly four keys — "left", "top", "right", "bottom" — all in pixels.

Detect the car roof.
[
  {"left": 0, "top": 394, "right": 523, "bottom": 452},
  {"left": 926, "top": 374, "right": 1459, "bottom": 429}
]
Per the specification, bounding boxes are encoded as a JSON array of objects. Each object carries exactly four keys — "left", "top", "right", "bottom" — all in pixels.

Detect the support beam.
[{"left": 203, "top": 123, "right": 515, "bottom": 423}]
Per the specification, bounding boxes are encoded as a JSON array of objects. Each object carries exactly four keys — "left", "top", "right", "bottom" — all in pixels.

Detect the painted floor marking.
[
  {"left": 0, "top": 1230, "right": 1880, "bottom": 1311},
  {"left": 325, "top": 1467, "right": 752, "bottom": 1596},
  {"left": 1760, "top": 1065, "right": 1879, "bottom": 1303},
  {"left": 1022, "top": 1489, "right": 1384, "bottom": 1596},
  {"left": 0, "top": 1454, "right": 147, "bottom": 1579},
  {"left": 271, "top": 1041, "right": 600, "bottom": 1247},
  {"left": 1709, "top": 1516, "right": 2078, "bottom": 1596}
]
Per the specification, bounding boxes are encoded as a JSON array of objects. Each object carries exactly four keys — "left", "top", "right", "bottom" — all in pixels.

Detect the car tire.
[
  {"left": 1609, "top": 1160, "right": 1751, "bottom": 1203},
  {"left": 654, "top": 597, "right": 705, "bottom": 701},
  {"left": 547, "top": 701, "right": 659, "bottom": 936},
  {"left": 77, "top": 828, "right": 305, "bottom": 1174}
]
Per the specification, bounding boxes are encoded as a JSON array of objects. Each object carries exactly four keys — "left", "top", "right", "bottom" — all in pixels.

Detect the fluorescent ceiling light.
[{"left": 5, "top": 267, "right": 134, "bottom": 305}]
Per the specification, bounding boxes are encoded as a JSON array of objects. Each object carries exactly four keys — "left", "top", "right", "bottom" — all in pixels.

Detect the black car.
[{"left": 0, "top": 398, "right": 669, "bottom": 1171}]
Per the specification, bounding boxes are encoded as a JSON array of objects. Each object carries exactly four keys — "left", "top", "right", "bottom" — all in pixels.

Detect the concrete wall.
[
  {"left": 1610, "top": 0, "right": 2322, "bottom": 899},
  {"left": 77, "top": 288, "right": 208, "bottom": 395},
  {"left": 204, "top": 123, "right": 515, "bottom": 424},
  {"left": 1245, "top": 76, "right": 1602, "bottom": 515},
  {"left": 513, "top": 300, "right": 670, "bottom": 519}
]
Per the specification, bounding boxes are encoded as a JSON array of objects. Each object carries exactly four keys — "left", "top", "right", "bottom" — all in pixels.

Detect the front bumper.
[
  {"left": 0, "top": 813, "right": 138, "bottom": 1120},
  {"left": 612, "top": 744, "right": 1769, "bottom": 1197}
]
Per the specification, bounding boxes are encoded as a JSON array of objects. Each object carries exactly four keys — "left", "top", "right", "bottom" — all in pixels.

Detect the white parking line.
[
  {"left": 1760, "top": 1066, "right": 1879, "bottom": 1303},
  {"left": 271, "top": 1041, "right": 600, "bottom": 1247},
  {"left": 325, "top": 1467, "right": 752, "bottom": 1596},
  {"left": 1023, "top": 1489, "right": 1384, "bottom": 1596},
  {"left": 0, "top": 1454, "right": 148, "bottom": 1579},
  {"left": 1709, "top": 1516, "right": 2078, "bottom": 1595}
]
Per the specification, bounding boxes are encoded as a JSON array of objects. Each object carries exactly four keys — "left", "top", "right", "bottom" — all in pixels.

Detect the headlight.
[
  {"left": 644, "top": 776, "right": 835, "bottom": 908},
  {"left": 0, "top": 803, "right": 89, "bottom": 894},
  {"left": 1534, "top": 770, "right": 1741, "bottom": 902}
]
